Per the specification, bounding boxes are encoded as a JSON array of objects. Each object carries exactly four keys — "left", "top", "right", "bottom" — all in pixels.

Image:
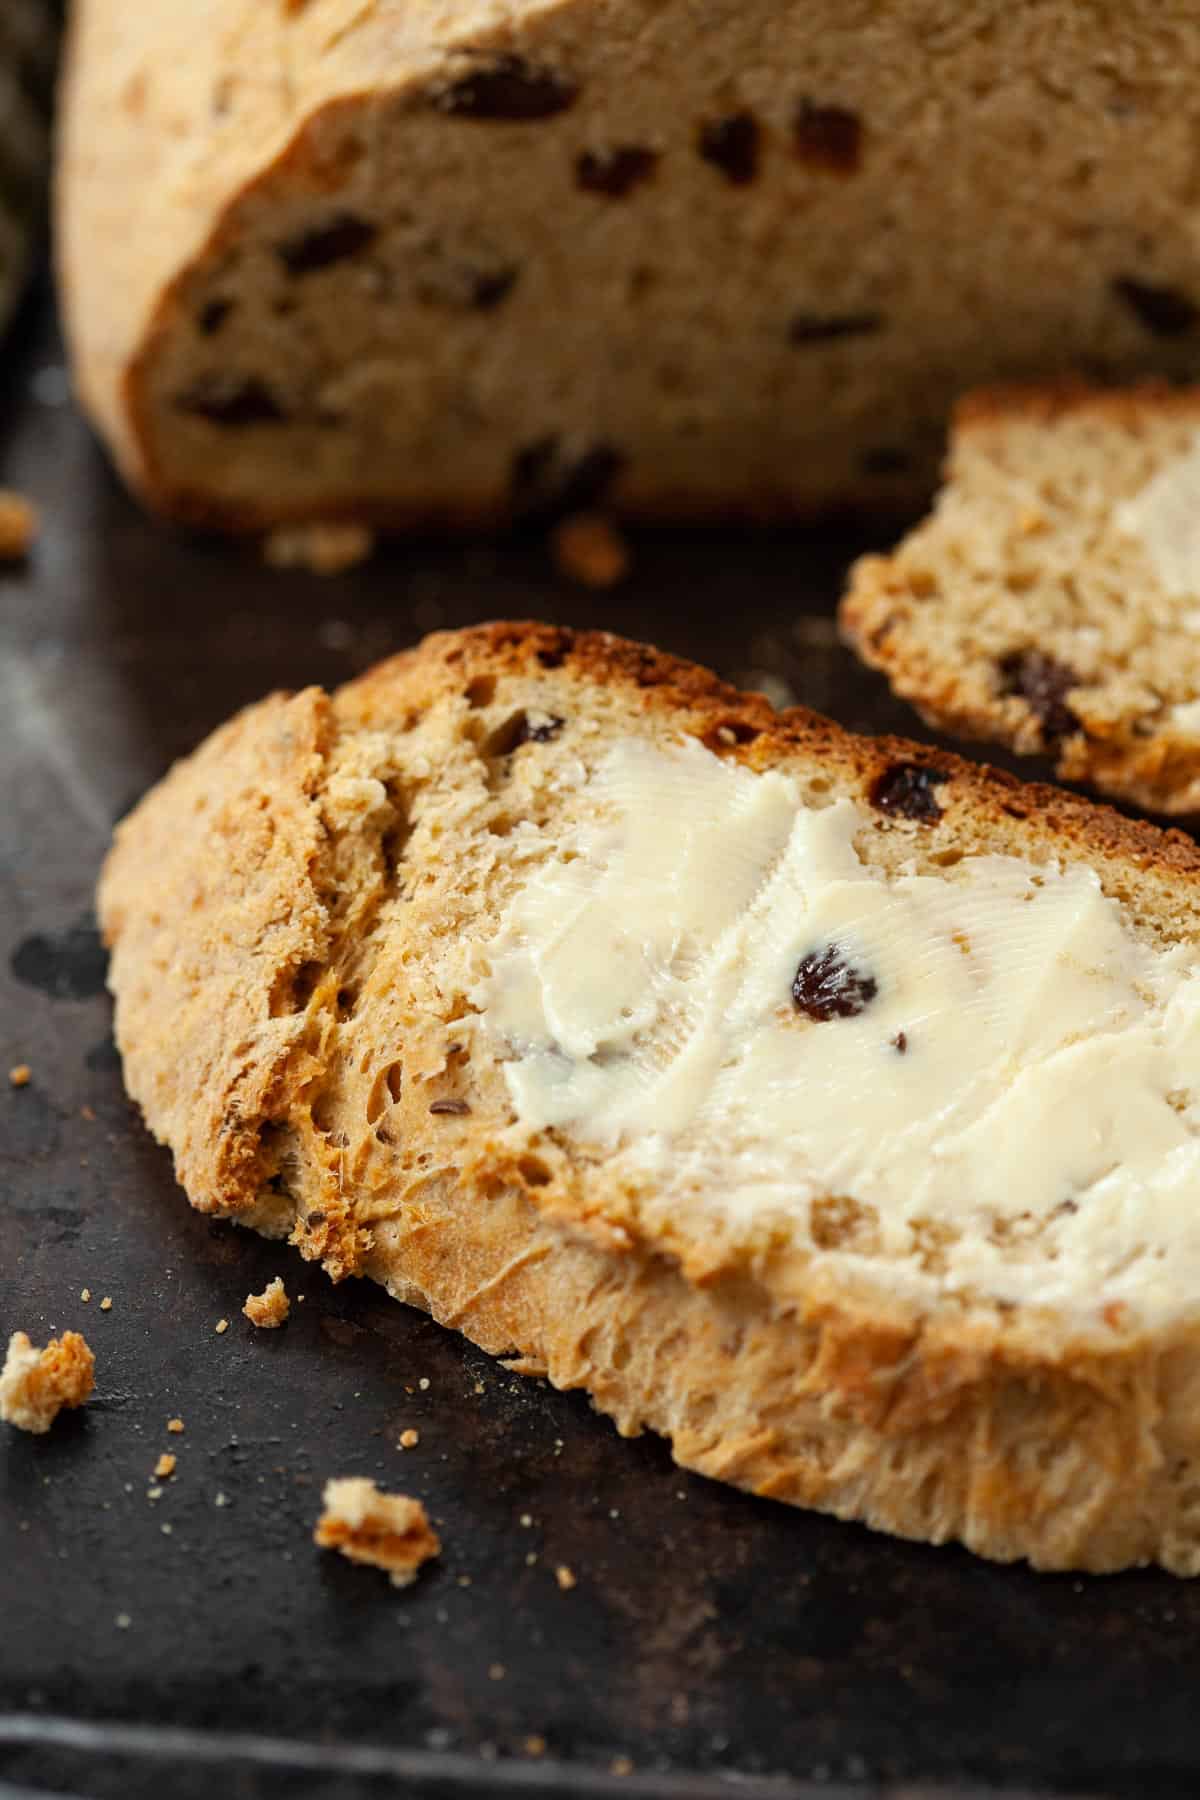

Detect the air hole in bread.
[
  {"left": 465, "top": 675, "right": 497, "bottom": 708},
  {"left": 518, "top": 1154, "right": 552, "bottom": 1187},
  {"left": 271, "top": 958, "right": 323, "bottom": 1015},
  {"left": 336, "top": 985, "right": 358, "bottom": 1021}
]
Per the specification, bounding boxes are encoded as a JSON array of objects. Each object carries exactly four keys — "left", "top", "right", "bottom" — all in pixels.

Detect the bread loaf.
[
  {"left": 99, "top": 622, "right": 1200, "bottom": 1574},
  {"left": 842, "top": 383, "right": 1200, "bottom": 814},
  {"left": 60, "top": 1, "right": 1200, "bottom": 530}
]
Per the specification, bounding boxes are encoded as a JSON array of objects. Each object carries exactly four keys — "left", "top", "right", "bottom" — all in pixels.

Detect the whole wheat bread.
[
  {"left": 842, "top": 382, "right": 1200, "bottom": 814},
  {"left": 99, "top": 623, "right": 1200, "bottom": 1574}
]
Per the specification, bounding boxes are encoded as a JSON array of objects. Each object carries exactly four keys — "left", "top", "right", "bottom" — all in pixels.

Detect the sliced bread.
[
  {"left": 842, "top": 383, "right": 1200, "bottom": 813},
  {"left": 60, "top": 1, "right": 1200, "bottom": 531},
  {"left": 99, "top": 622, "right": 1200, "bottom": 1574}
]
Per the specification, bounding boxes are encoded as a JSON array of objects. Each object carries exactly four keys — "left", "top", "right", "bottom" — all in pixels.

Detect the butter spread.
[
  {"left": 1115, "top": 431, "right": 1200, "bottom": 600},
  {"left": 476, "top": 739, "right": 1200, "bottom": 1322}
]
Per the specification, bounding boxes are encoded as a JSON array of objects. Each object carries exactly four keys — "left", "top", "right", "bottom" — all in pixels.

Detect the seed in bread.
[
  {"left": 99, "top": 623, "right": 1200, "bottom": 1573},
  {"left": 60, "top": 2, "right": 1200, "bottom": 532},
  {"left": 0, "top": 1330, "right": 95, "bottom": 1434},
  {"left": 842, "top": 382, "right": 1200, "bottom": 814}
]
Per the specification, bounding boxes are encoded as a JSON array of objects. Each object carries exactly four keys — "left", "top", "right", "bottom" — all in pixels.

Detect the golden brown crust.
[{"left": 100, "top": 622, "right": 1200, "bottom": 1573}]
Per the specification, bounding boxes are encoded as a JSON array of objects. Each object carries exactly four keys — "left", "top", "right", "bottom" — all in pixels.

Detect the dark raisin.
[
  {"left": 576, "top": 145, "right": 658, "bottom": 198},
  {"left": 792, "top": 946, "right": 878, "bottom": 1021},
  {"left": 697, "top": 112, "right": 761, "bottom": 185},
  {"left": 892, "top": 1031, "right": 908, "bottom": 1053},
  {"left": 1113, "top": 276, "right": 1199, "bottom": 337},
  {"left": 861, "top": 445, "right": 910, "bottom": 475},
  {"left": 998, "top": 650, "right": 1081, "bottom": 741},
  {"left": 198, "top": 298, "right": 234, "bottom": 336},
  {"left": 870, "top": 762, "right": 950, "bottom": 822},
  {"left": 789, "top": 311, "right": 882, "bottom": 345},
  {"left": 438, "top": 55, "right": 577, "bottom": 121},
  {"left": 429, "top": 1098, "right": 471, "bottom": 1116},
  {"left": 469, "top": 266, "right": 520, "bottom": 310},
  {"left": 277, "top": 213, "right": 378, "bottom": 275},
  {"left": 793, "top": 100, "right": 863, "bottom": 173},
  {"left": 510, "top": 438, "right": 625, "bottom": 521},
  {"left": 174, "top": 377, "right": 285, "bottom": 426}
]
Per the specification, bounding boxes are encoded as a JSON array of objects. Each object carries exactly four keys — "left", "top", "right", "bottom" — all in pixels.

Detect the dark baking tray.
[{"left": 0, "top": 285, "right": 1193, "bottom": 1800}]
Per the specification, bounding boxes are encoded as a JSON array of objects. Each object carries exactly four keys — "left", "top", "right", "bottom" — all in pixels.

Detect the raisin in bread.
[
  {"left": 842, "top": 383, "right": 1200, "bottom": 814},
  {"left": 99, "top": 622, "right": 1200, "bottom": 1574},
  {"left": 60, "top": 1, "right": 1200, "bottom": 531}
]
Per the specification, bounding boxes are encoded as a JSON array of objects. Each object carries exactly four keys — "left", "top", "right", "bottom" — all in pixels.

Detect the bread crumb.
[
  {"left": 552, "top": 513, "right": 629, "bottom": 589},
  {"left": 314, "top": 1477, "right": 441, "bottom": 1586},
  {"left": 398, "top": 1428, "right": 419, "bottom": 1449},
  {"left": 524, "top": 1736, "right": 546, "bottom": 1758},
  {"left": 80, "top": 1289, "right": 91, "bottom": 1303},
  {"left": 263, "top": 521, "right": 375, "bottom": 576},
  {"left": 115, "top": 1612, "right": 131, "bottom": 1630},
  {"left": 8, "top": 1064, "right": 31, "bottom": 1088},
  {"left": 154, "top": 1453, "right": 176, "bottom": 1479},
  {"left": 0, "top": 1330, "right": 95, "bottom": 1434},
  {"left": 100, "top": 1297, "right": 112, "bottom": 1312},
  {"left": 167, "top": 1416, "right": 184, "bottom": 1433},
  {"left": 80, "top": 1105, "right": 96, "bottom": 1122},
  {"left": 418, "top": 1376, "right": 430, "bottom": 1390},
  {"left": 243, "top": 1277, "right": 290, "bottom": 1329},
  {"left": 215, "top": 1490, "right": 229, "bottom": 1507},
  {"left": 610, "top": 1756, "right": 634, "bottom": 1778},
  {"left": 488, "top": 1663, "right": 506, "bottom": 1682},
  {"left": 215, "top": 1317, "right": 229, "bottom": 1334},
  {"left": 555, "top": 1564, "right": 577, "bottom": 1591},
  {"left": 0, "top": 491, "right": 38, "bottom": 561}
]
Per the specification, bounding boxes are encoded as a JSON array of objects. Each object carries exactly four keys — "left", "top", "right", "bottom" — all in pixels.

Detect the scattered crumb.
[
  {"left": 314, "top": 1477, "right": 441, "bottom": 1587},
  {"left": 0, "top": 490, "right": 37, "bottom": 561},
  {"left": 418, "top": 1377, "right": 430, "bottom": 1391},
  {"left": 473, "top": 1381, "right": 484, "bottom": 1395},
  {"left": 8, "top": 1064, "right": 30, "bottom": 1088},
  {"left": 524, "top": 1552, "right": 538, "bottom": 1567},
  {"left": 100, "top": 1297, "right": 112, "bottom": 1312},
  {"left": 215, "top": 1318, "right": 229, "bottom": 1335},
  {"left": 552, "top": 512, "right": 629, "bottom": 589},
  {"left": 519, "top": 1513, "right": 533, "bottom": 1529},
  {"left": 161, "top": 1522, "right": 173, "bottom": 1535},
  {"left": 555, "top": 1564, "right": 577, "bottom": 1592},
  {"left": 154, "top": 1453, "right": 176, "bottom": 1480},
  {"left": 488, "top": 1663, "right": 506, "bottom": 1682},
  {"left": 80, "top": 1105, "right": 96, "bottom": 1122},
  {"left": 263, "top": 521, "right": 375, "bottom": 576},
  {"left": 167, "top": 1417, "right": 184, "bottom": 1433},
  {"left": 243, "top": 1277, "right": 290, "bottom": 1329},
  {"left": 147, "top": 1486, "right": 163, "bottom": 1502},
  {"left": 114, "top": 1612, "right": 131, "bottom": 1631},
  {"left": 611, "top": 1756, "right": 634, "bottom": 1778},
  {"left": 214, "top": 1491, "right": 229, "bottom": 1507},
  {"left": 524, "top": 1736, "right": 546, "bottom": 1758},
  {"left": 80, "top": 1289, "right": 91, "bottom": 1304},
  {"left": 398, "top": 1429, "right": 420, "bottom": 1450},
  {"left": 0, "top": 1330, "right": 95, "bottom": 1434}
]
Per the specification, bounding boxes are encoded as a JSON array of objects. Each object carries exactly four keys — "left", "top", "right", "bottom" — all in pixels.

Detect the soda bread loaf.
[
  {"left": 842, "top": 384, "right": 1200, "bottom": 815},
  {"left": 0, "top": 0, "right": 55, "bottom": 336},
  {"left": 99, "top": 623, "right": 1200, "bottom": 1574},
  {"left": 60, "top": 0, "right": 1200, "bottom": 531}
]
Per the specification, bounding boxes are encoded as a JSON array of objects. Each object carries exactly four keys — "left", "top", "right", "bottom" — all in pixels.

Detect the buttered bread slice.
[
  {"left": 99, "top": 624, "right": 1200, "bottom": 1573},
  {"left": 843, "top": 383, "right": 1200, "bottom": 814}
]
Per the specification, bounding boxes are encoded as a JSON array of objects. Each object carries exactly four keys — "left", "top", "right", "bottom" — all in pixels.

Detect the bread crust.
[
  {"left": 99, "top": 623, "right": 1200, "bottom": 1573},
  {"left": 841, "top": 380, "right": 1200, "bottom": 815}
]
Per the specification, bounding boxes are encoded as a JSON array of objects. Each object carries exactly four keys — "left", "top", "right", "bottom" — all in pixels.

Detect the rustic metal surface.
[{"left": 0, "top": 289, "right": 1193, "bottom": 1800}]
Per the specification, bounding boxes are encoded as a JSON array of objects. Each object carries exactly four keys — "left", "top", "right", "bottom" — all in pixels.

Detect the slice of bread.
[
  {"left": 842, "top": 383, "right": 1200, "bottom": 814},
  {"left": 99, "top": 623, "right": 1200, "bottom": 1574},
  {"left": 59, "top": 1, "right": 1200, "bottom": 532}
]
